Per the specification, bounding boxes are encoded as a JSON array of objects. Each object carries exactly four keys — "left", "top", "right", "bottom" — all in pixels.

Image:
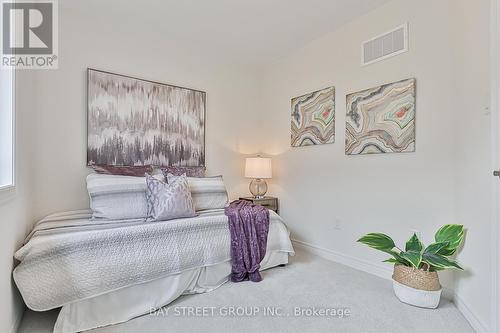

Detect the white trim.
[
  {"left": 0, "top": 65, "right": 16, "bottom": 189},
  {"left": 292, "top": 239, "right": 486, "bottom": 330},
  {"left": 9, "top": 308, "right": 23, "bottom": 333},
  {"left": 491, "top": 0, "right": 500, "bottom": 332},
  {"left": 361, "top": 23, "right": 408, "bottom": 66},
  {"left": 11, "top": 68, "right": 16, "bottom": 189},
  {"left": 455, "top": 292, "right": 490, "bottom": 333},
  {"left": 291, "top": 238, "right": 392, "bottom": 280},
  {"left": 0, "top": 2, "right": 16, "bottom": 190},
  {"left": 0, "top": 184, "right": 15, "bottom": 192},
  {"left": 292, "top": 239, "right": 454, "bottom": 299}
]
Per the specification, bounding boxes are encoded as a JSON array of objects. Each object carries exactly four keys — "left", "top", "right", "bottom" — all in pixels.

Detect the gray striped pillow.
[
  {"left": 167, "top": 174, "right": 229, "bottom": 211},
  {"left": 87, "top": 173, "right": 149, "bottom": 220}
]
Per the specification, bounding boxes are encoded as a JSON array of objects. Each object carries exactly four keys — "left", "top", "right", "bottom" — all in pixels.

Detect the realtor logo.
[{"left": 1, "top": 0, "right": 58, "bottom": 69}]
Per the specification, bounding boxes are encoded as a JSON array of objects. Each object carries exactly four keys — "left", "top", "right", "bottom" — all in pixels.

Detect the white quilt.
[{"left": 14, "top": 209, "right": 294, "bottom": 311}]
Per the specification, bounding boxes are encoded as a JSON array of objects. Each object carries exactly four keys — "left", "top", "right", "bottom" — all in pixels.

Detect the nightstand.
[{"left": 239, "top": 196, "right": 279, "bottom": 214}]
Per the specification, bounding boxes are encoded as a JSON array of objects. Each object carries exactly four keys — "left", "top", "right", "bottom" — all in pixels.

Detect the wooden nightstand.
[{"left": 239, "top": 196, "right": 279, "bottom": 214}]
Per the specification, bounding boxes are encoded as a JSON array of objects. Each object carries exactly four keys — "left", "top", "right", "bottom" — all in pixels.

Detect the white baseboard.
[
  {"left": 291, "top": 238, "right": 393, "bottom": 280},
  {"left": 10, "top": 309, "right": 23, "bottom": 333},
  {"left": 291, "top": 239, "right": 488, "bottom": 332},
  {"left": 453, "top": 292, "right": 489, "bottom": 333}
]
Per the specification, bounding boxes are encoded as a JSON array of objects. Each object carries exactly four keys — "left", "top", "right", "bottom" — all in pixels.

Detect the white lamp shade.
[{"left": 245, "top": 157, "right": 272, "bottom": 179}]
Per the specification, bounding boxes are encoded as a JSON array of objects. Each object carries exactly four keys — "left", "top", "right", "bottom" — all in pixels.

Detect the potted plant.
[{"left": 357, "top": 225, "right": 464, "bottom": 309}]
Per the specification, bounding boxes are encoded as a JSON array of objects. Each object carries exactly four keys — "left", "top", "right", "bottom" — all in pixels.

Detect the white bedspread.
[
  {"left": 54, "top": 251, "right": 290, "bottom": 333},
  {"left": 14, "top": 209, "right": 294, "bottom": 312}
]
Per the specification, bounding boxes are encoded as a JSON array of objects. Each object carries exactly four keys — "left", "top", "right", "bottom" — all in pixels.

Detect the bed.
[{"left": 14, "top": 208, "right": 294, "bottom": 332}]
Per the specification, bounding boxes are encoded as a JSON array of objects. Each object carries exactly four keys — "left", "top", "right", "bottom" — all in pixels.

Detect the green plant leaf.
[
  {"left": 357, "top": 233, "right": 396, "bottom": 252},
  {"left": 399, "top": 250, "right": 422, "bottom": 268},
  {"left": 383, "top": 258, "right": 398, "bottom": 264},
  {"left": 423, "top": 242, "right": 449, "bottom": 255},
  {"left": 405, "top": 233, "right": 423, "bottom": 252},
  {"left": 387, "top": 250, "right": 412, "bottom": 266},
  {"left": 434, "top": 224, "right": 464, "bottom": 256},
  {"left": 422, "top": 252, "right": 463, "bottom": 270}
]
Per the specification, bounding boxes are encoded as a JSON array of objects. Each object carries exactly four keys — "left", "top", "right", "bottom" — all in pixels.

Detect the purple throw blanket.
[{"left": 224, "top": 200, "right": 270, "bottom": 282}]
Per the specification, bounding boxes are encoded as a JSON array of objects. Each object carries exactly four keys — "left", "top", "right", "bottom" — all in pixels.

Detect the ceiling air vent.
[{"left": 362, "top": 23, "right": 408, "bottom": 66}]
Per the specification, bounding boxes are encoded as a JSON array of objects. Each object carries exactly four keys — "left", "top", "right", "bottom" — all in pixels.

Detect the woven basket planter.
[{"left": 392, "top": 265, "right": 442, "bottom": 309}]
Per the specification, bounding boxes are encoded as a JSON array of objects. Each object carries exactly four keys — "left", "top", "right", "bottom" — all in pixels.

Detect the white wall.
[
  {"left": 28, "top": 5, "right": 261, "bottom": 219},
  {"left": 259, "top": 0, "right": 456, "bottom": 281},
  {"left": 257, "top": 0, "right": 491, "bottom": 330}
]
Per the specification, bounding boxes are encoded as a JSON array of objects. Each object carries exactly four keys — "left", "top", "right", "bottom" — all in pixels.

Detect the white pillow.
[
  {"left": 87, "top": 173, "right": 149, "bottom": 220},
  {"left": 167, "top": 174, "right": 229, "bottom": 211}
]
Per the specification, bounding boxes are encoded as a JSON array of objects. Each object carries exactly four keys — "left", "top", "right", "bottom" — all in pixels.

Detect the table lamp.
[{"left": 245, "top": 156, "right": 272, "bottom": 198}]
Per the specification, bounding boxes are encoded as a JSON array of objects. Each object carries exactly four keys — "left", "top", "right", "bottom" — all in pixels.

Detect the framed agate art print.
[
  {"left": 345, "top": 78, "right": 416, "bottom": 155},
  {"left": 87, "top": 69, "right": 206, "bottom": 167},
  {"left": 291, "top": 86, "right": 335, "bottom": 147}
]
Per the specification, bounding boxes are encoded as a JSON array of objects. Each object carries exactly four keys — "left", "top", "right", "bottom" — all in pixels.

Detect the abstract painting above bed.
[
  {"left": 345, "top": 78, "right": 416, "bottom": 155},
  {"left": 87, "top": 69, "right": 206, "bottom": 167},
  {"left": 291, "top": 86, "right": 335, "bottom": 147}
]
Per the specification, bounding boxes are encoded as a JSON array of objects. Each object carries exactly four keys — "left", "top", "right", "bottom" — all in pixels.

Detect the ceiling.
[{"left": 62, "top": 0, "right": 391, "bottom": 67}]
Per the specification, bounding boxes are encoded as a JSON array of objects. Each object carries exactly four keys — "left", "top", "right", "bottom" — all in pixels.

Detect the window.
[{"left": 0, "top": 68, "right": 14, "bottom": 189}]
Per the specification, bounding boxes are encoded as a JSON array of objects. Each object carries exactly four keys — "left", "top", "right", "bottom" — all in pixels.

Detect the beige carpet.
[{"left": 18, "top": 249, "right": 473, "bottom": 333}]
